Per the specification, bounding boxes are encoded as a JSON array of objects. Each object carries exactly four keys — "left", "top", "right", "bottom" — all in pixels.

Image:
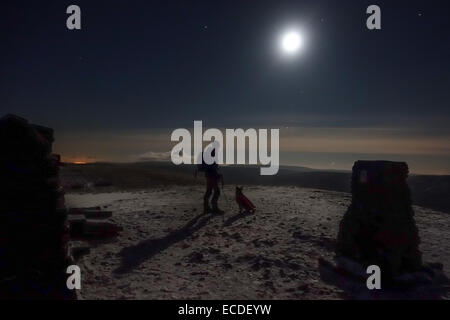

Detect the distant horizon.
[
  {"left": 62, "top": 158, "right": 450, "bottom": 177},
  {"left": 53, "top": 123, "right": 450, "bottom": 176}
]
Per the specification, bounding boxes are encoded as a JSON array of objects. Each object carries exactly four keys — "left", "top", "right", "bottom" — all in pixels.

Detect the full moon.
[{"left": 281, "top": 31, "right": 303, "bottom": 54}]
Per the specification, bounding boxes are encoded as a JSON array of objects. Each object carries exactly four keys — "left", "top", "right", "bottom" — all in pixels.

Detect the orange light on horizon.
[{"left": 62, "top": 156, "right": 98, "bottom": 164}]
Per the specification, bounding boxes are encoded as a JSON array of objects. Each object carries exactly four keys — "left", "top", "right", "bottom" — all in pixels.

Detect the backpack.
[
  {"left": 197, "top": 151, "right": 218, "bottom": 173},
  {"left": 197, "top": 160, "right": 208, "bottom": 172},
  {"left": 197, "top": 152, "right": 208, "bottom": 172}
]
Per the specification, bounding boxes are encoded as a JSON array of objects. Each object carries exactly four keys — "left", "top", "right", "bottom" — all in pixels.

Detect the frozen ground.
[{"left": 67, "top": 186, "right": 450, "bottom": 300}]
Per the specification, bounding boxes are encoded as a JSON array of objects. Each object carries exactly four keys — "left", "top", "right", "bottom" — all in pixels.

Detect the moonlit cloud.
[
  {"left": 279, "top": 127, "right": 450, "bottom": 156},
  {"left": 136, "top": 151, "right": 171, "bottom": 161}
]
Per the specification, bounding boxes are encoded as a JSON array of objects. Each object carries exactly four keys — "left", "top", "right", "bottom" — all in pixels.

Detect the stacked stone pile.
[
  {"left": 336, "top": 161, "right": 423, "bottom": 282},
  {"left": 0, "top": 114, "right": 74, "bottom": 299}
]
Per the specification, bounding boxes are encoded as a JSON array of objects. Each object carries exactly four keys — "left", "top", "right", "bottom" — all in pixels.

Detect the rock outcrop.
[{"left": 0, "top": 114, "right": 74, "bottom": 299}]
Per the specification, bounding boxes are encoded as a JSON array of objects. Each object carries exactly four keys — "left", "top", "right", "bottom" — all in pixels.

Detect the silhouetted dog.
[{"left": 235, "top": 186, "right": 256, "bottom": 214}]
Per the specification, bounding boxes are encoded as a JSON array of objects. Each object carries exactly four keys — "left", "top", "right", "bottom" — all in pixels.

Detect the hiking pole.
[
  {"left": 221, "top": 177, "right": 229, "bottom": 224},
  {"left": 221, "top": 185, "right": 227, "bottom": 223}
]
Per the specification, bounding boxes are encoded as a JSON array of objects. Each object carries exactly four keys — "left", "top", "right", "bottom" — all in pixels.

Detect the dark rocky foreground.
[
  {"left": 0, "top": 114, "right": 73, "bottom": 299},
  {"left": 0, "top": 114, "right": 122, "bottom": 299}
]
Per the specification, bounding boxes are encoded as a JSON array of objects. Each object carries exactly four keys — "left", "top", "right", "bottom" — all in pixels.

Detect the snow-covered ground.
[{"left": 68, "top": 186, "right": 450, "bottom": 300}]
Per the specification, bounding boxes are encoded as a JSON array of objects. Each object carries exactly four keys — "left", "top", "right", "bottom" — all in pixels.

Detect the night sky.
[{"left": 1, "top": 1, "right": 449, "bottom": 173}]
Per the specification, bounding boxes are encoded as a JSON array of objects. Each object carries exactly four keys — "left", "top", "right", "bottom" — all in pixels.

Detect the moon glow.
[{"left": 281, "top": 31, "right": 303, "bottom": 54}]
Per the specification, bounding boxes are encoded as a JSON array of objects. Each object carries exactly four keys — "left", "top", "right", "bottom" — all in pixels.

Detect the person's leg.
[
  {"left": 211, "top": 185, "right": 223, "bottom": 213},
  {"left": 203, "top": 180, "right": 213, "bottom": 213}
]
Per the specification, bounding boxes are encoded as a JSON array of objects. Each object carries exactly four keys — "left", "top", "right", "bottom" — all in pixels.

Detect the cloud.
[
  {"left": 135, "top": 151, "right": 171, "bottom": 161},
  {"left": 279, "top": 127, "right": 450, "bottom": 156}
]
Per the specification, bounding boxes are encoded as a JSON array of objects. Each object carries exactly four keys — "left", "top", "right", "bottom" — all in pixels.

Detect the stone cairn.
[
  {"left": 336, "top": 161, "right": 424, "bottom": 283},
  {"left": 0, "top": 114, "right": 75, "bottom": 299},
  {"left": 0, "top": 114, "right": 122, "bottom": 299}
]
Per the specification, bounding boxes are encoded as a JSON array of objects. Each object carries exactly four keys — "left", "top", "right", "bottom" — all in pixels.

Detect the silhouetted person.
[{"left": 195, "top": 146, "right": 224, "bottom": 214}]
